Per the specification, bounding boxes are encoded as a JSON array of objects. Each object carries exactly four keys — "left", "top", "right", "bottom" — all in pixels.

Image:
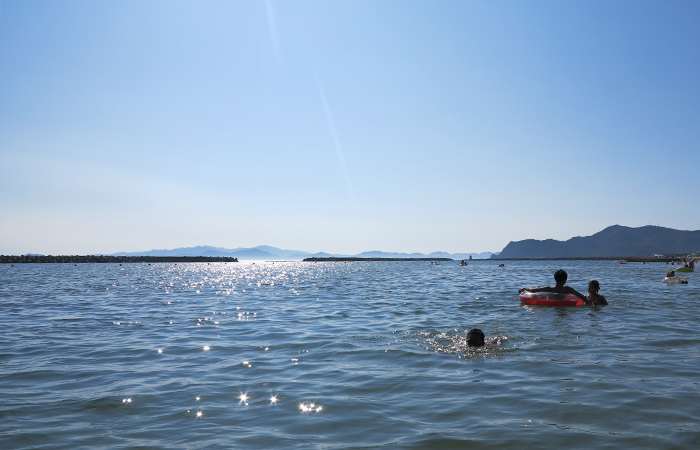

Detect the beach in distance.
[{"left": 1, "top": 259, "right": 698, "bottom": 449}]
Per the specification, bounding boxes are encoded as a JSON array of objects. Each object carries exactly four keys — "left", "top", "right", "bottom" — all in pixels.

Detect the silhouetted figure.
[
  {"left": 585, "top": 280, "right": 607, "bottom": 306},
  {"left": 518, "top": 269, "right": 587, "bottom": 302}
]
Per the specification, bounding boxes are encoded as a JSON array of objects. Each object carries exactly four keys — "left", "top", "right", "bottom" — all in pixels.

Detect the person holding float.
[
  {"left": 676, "top": 258, "right": 695, "bottom": 273},
  {"left": 663, "top": 269, "right": 688, "bottom": 284},
  {"left": 518, "top": 269, "right": 588, "bottom": 306}
]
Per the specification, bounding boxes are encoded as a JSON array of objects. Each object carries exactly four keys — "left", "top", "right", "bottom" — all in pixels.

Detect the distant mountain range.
[
  {"left": 495, "top": 225, "right": 700, "bottom": 258},
  {"left": 110, "top": 245, "right": 496, "bottom": 261}
]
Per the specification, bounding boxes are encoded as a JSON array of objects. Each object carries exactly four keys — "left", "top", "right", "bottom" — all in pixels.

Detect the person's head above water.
[
  {"left": 588, "top": 280, "right": 600, "bottom": 294},
  {"left": 467, "top": 328, "right": 485, "bottom": 347},
  {"left": 554, "top": 269, "right": 568, "bottom": 285},
  {"left": 667, "top": 269, "right": 675, "bottom": 278}
]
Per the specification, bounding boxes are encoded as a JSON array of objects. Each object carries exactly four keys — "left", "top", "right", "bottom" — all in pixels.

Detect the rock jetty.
[
  {"left": 304, "top": 257, "right": 452, "bottom": 262},
  {"left": 1, "top": 255, "right": 238, "bottom": 264}
]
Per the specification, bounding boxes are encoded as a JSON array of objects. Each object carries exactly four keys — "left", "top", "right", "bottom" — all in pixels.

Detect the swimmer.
[
  {"left": 663, "top": 269, "right": 688, "bottom": 284},
  {"left": 518, "top": 269, "right": 587, "bottom": 302},
  {"left": 466, "top": 328, "right": 501, "bottom": 348},
  {"left": 585, "top": 280, "right": 608, "bottom": 306}
]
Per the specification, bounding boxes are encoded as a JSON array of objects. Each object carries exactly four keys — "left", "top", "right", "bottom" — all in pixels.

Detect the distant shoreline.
[
  {"left": 1, "top": 255, "right": 690, "bottom": 264},
  {"left": 304, "top": 257, "right": 453, "bottom": 262},
  {"left": 0, "top": 255, "right": 238, "bottom": 264},
  {"left": 305, "top": 256, "right": 687, "bottom": 262}
]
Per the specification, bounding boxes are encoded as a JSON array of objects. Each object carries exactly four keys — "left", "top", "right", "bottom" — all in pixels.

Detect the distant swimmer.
[
  {"left": 585, "top": 280, "right": 608, "bottom": 306},
  {"left": 518, "top": 269, "right": 587, "bottom": 302},
  {"left": 663, "top": 269, "right": 688, "bottom": 285},
  {"left": 466, "top": 329, "right": 502, "bottom": 348}
]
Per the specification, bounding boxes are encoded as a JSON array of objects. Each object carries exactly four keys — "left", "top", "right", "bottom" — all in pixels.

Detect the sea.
[{"left": 1, "top": 260, "right": 698, "bottom": 449}]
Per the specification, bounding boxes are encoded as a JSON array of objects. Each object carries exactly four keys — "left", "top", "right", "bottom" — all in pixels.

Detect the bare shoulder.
[{"left": 588, "top": 293, "right": 608, "bottom": 306}]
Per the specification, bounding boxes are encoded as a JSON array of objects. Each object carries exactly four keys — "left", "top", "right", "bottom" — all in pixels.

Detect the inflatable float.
[
  {"left": 675, "top": 267, "right": 693, "bottom": 273},
  {"left": 663, "top": 277, "right": 688, "bottom": 284},
  {"left": 519, "top": 291, "right": 584, "bottom": 306}
]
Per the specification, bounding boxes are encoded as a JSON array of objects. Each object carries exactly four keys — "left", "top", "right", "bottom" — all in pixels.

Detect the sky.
[{"left": 1, "top": 0, "right": 699, "bottom": 255}]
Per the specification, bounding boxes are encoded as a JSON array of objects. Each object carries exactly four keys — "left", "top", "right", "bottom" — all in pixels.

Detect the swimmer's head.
[
  {"left": 467, "top": 328, "right": 485, "bottom": 347},
  {"left": 588, "top": 280, "right": 600, "bottom": 294},
  {"left": 667, "top": 269, "right": 675, "bottom": 277},
  {"left": 554, "top": 269, "right": 568, "bottom": 284}
]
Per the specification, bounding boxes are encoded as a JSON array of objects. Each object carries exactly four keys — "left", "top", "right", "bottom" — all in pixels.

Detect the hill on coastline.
[{"left": 495, "top": 225, "right": 700, "bottom": 258}]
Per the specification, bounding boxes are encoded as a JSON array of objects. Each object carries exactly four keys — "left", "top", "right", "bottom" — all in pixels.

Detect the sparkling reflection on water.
[{"left": 0, "top": 260, "right": 698, "bottom": 449}]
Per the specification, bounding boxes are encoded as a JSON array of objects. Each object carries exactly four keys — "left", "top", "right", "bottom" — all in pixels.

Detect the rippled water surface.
[{"left": 1, "top": 260, "right": 698, "bottom": 449}]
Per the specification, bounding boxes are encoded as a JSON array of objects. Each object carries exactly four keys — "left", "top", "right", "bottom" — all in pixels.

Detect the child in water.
[
  {"left": 585, "top": 280, "right": 608, "bottom": 306},
  {"left": 467, "top": 329, "right": 502, "bottom": 348}
]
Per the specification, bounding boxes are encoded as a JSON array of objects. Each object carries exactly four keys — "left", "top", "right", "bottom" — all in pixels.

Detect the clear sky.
[{"left": 1, "top": 0, "right": 699, "bottom": 255}]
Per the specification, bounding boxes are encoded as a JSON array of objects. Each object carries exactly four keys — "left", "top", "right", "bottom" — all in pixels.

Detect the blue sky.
[{"left": 1, "top": 0, "right": 699, "bottom": 255}]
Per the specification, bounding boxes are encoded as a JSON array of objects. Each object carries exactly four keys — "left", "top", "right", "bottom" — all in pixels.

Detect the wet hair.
[
  {"left": 666, "top": 269, "right": 675, "bottom": 277},
  {"left": 467, "top": 328, "right": 485, "bottom": 347},
  {"left": 588, "top": 280, "right": 600, "bottom": 292},
  {"left": 554, "top": 269, "right": 568, "bottom": 284}
]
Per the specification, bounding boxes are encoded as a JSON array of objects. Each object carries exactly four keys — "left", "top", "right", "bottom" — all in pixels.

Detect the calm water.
[{"left": 1, "top": 260, "right": 698, "bottom": 449}]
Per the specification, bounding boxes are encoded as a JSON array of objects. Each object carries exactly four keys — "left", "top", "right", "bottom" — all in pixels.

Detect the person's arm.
[
  {"left": 485, "top": 336, "right": 503, "bottom": 346},
  {"left": 564, "top": 286, "right": 588, "bottom": 301},
  {"left": 519, "top": 286, "right": 546, "bottom": 294}
]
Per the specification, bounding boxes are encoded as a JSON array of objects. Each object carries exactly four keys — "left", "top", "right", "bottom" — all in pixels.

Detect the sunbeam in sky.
[
  {"left": 315, "top": 75, "right": 355, "bottom": 204},
  {"left": 1, "top": 1, "right": 699, "bottom": 255},
  {"left": 265, "top": 0, "right": 279, "bottom": 62}
]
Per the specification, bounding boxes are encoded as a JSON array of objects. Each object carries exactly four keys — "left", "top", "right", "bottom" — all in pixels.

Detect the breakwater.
[
  {"left": 0, "top": 255, "right": 238, "bottom": 264},
  {"left": 490, "top": 256, "right": 688, "bottom": 263},
  {"left": 303, "top": 257, "right": 453, "bottom": 262}
]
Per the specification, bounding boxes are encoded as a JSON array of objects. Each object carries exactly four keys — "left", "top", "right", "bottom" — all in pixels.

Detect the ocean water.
[{"left": 0, "top": 260, "right": 698, "bottom": 449}]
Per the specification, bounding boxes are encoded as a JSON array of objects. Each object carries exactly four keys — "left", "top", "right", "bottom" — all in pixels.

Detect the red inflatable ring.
[{"left": 519, "top": 291, "right": 583, "bottom": 306}]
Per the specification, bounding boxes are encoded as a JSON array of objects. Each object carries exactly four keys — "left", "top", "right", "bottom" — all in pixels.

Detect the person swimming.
[
  {"left": 466, "top": 329, "right": 502, "bottom": 348},
  {"left": 518, "top": 269, "right": 587, "bottom": 302},
  {"left": 467, "top": 329, "right": 485, "bottom": 347},
  {"left": 585, "top": 280, "right": 608, "bottom": 306}
]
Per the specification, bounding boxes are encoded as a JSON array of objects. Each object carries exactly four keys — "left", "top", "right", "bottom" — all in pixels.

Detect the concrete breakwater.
[
  {"left": 304, "top": 257, "right": 453, "bottom": 262},
  {"left": 1, "top": 255, "right": 238, "bottom": 264},
  {"left": 489, "top": 256, "right": 691, "bottom": 263}
]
